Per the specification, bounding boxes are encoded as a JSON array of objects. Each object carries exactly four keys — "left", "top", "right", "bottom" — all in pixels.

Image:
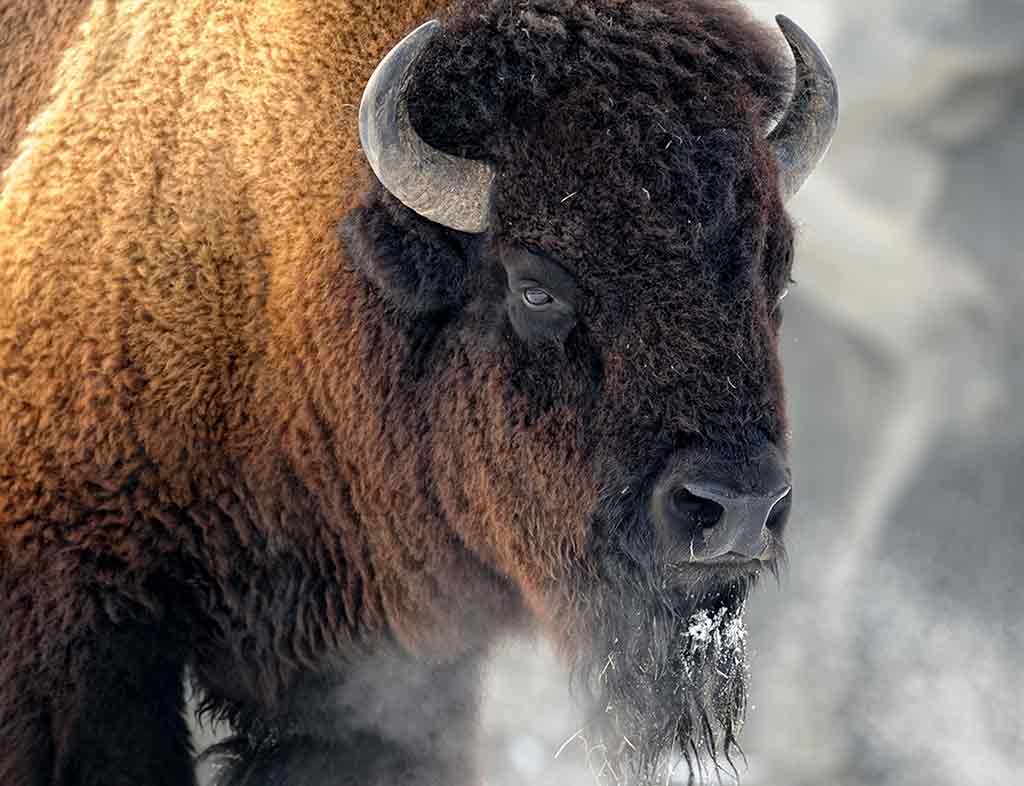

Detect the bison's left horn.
[
  {"left": 359, "top": 20, "right": 497, "bottom": 233},
  {"left": 768, "top": 15, "right": 840, "bottom": 202}
]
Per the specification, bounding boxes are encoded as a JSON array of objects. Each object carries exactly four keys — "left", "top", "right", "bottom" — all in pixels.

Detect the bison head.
[{"left": 342, "top": 0, "right": 837, "bottom": 780}]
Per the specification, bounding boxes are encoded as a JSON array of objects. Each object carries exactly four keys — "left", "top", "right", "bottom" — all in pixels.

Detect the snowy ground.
[{"left": 194, "top": 2, "right": 1024, "bottom": 784}]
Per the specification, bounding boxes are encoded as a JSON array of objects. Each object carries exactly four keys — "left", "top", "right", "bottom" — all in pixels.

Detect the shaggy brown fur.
[{"left": 1, "top": 1, "right": 798, "bottom": 784}]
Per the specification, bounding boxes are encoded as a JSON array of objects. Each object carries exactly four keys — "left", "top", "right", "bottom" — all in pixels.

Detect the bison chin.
[{"left": 561, "top": 525, "right": 762, "bottom": 784}]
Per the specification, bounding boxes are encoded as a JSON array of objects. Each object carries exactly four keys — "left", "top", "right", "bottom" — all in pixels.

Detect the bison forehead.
[
  {"left": 408, "top": 0, "right": 791, "bottom": 158},
  {"left": 407, "top": 0, "right": 792, "bottom": 280}
]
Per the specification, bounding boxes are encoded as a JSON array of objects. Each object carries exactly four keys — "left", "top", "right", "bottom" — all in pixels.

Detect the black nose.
[{"left": 651, "top": 445, "right": 792, "bottom": 562}]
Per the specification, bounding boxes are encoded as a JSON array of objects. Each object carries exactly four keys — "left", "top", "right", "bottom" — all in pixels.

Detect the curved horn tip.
[
  {"left": 358, "top": 20, "right": 442, "bottom": 172},
  {"left": 775, "top": 14, "right": 840, "bottom": 111},
  {"left": 359, "top": 19, "right": 496, "bottom": 234},
  {"left": 768, "top": 14, "right": 841, "bottom": 202}
]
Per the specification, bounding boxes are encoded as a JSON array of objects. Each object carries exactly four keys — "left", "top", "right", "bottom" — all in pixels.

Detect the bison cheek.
[{"left": 427, "top": 377, "right": 596, "bottom": 610}]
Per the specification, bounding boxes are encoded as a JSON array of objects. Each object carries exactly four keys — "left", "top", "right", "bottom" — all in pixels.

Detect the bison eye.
[
  {"left": 523, "top": 287, "right": 554, "bottom": 308},
  {"left": 501, "top": 248, "right": 578, "bottom": 343}
]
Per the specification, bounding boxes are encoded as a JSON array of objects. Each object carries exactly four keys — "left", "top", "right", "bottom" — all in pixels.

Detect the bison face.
[
  {"left": 344, "top": 183, "right": 790, "bottom": 776},
  {"left": 346, "top": 1, "right": 837, "bottom": 779}
]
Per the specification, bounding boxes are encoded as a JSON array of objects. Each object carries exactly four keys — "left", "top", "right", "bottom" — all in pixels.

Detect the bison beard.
[{"left": 564, "top": 505, "right": 763, "bottom": 784}]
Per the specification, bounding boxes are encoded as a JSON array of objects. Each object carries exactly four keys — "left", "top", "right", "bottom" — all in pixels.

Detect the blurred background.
[
  {"left": 193, "top": 1, "right": 1023, "bottom": 784},
  {"left": 477, "top": 1, "right": 1024, "bottom": 784}
]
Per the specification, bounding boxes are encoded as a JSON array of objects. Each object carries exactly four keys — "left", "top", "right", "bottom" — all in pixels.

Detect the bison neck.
[{"left": 249, "top": 274, "right": 523, "bottom": 663}]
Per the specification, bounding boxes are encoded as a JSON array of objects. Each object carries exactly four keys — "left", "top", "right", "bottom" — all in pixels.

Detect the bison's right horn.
[
  {"left": 359, "top": 20, "right": 497, "bottom": 234},
  {"left": 768, "top": 15, "right": 840, "bottom": 202}
]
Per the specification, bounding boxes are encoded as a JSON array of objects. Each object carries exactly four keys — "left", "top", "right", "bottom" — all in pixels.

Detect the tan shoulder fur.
[{"left": 0, "top": 0, "right": 442, "bottom": 520}]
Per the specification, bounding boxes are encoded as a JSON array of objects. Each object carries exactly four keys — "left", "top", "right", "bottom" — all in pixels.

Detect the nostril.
[
  {"left": 671, "top": 488, "right": 725, "bottom": 531},
  {"left": 765, "top": 488, "right": 793, "bottom": 534}
]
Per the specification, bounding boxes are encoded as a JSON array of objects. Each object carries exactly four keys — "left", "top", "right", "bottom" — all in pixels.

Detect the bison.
[{"left": 0, "top": 0, "right": 838, "bottom": 784}]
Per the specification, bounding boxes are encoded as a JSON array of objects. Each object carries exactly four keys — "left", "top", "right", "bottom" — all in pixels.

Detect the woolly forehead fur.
[{"left": 408, "top": 0, "right": 794, "bottom": 269}]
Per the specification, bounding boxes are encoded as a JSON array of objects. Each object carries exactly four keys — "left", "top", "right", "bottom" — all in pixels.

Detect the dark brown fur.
[{"left": 1, "top": 2, "right": 796, "bottom": 784}]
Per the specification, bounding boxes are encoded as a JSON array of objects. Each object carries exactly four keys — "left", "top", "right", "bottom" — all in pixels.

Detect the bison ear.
[{"left": 339, "top": 187, "right": 472, "bottom": 313}]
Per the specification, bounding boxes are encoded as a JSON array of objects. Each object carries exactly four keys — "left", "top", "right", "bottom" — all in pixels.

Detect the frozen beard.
[{"left": 566, "top": 545, "right": 756, "bottom": 785}]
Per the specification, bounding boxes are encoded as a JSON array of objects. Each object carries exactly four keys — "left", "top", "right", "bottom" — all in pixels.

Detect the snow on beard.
[{"left": 563, "top": 551, "right": 755, "bottom": 785}]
